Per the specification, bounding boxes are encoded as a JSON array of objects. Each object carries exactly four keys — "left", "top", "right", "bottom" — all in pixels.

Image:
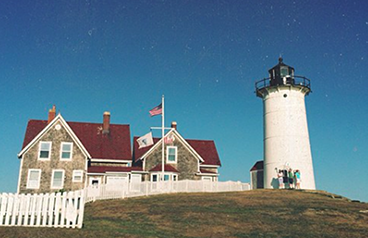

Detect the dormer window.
[
  {"left": 38, "top": 141, "right": 52, "bottom": 160},
  {"left": 166, "top": 146, "right": 177, "bottom": 163},
  {"left": 60, "top": 142, "right": 73, "bottom": 160}
]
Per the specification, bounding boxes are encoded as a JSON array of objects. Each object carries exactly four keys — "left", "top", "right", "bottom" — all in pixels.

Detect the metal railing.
[{"left": 255, "top": 76, "right": 311, "bottom": 96}]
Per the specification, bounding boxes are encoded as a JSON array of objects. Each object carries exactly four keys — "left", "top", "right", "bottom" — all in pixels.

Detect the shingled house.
[
  {"left": 17, "top": 107, "right": 222, "bottom": 194},
  {"left": 132, "top": 122, "right": 221, "bottom": 182},
  {"left": 17, "top": 106, "right": 142, "bottom": 194}
]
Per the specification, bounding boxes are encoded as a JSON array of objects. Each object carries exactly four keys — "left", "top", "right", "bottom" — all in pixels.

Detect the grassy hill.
[{"left": 1, "top": 189, "right": 368, "bottom": 238}]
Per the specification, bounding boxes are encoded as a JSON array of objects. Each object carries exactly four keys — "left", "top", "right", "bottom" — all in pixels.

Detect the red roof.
[
  {"left": 187, "top": 140, "right": 221, "bottom": 166},
  {"left": 250, "top": 160, "right": 264, "bottom": 171},
  {"left": 88, "top": 165, "right": 143, "bottom": 173},
  {"left": 132, "top": 135, "right": 221, "bottom": 166},
  {"left": 21, "top": 119, "right": 131, "bottom": 161},
  {"left": 149, "top": 164, "right": 179, "bottom": 173}
]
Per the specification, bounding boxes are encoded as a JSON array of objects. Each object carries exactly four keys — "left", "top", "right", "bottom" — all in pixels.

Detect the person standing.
[
  {"left": 288, "top": 169, "right": 294, "bottom": 189},
  {"left": 295, "top": 170, "right": 301, "bottom": 189},
  {"left": 278, "top": 170, "right": 284, "bottom": 189},
  {"left": 283, "top": 169, "right": 288, "bottom": 188}
]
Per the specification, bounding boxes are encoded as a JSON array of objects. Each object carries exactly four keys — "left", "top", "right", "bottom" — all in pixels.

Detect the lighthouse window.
[
  {"left": 283, "top": 94, "right": 288, "bottom": 98},
  {"left": 281, "top": 67, "right": 288, "bottom": 77}
]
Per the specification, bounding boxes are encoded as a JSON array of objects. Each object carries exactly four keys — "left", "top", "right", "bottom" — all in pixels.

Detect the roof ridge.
[
  {"left": 28, "top": 119, "right": 129, "bottom": 126},
  {"left": 133, "top": 135, "right": 214, "bottom": 142}
]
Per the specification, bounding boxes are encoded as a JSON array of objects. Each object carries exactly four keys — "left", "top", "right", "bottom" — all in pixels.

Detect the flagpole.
[{"left": 161, "top": 95, "right": 165, "bottom": 181}]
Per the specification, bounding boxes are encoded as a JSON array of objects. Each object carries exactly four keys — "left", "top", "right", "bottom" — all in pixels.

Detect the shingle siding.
[
  {"left": 19, "top": 123, "right": 86, "bottom": 194},
  {"left": 144, "top": 137, "right": 200, "bottom": 181}
]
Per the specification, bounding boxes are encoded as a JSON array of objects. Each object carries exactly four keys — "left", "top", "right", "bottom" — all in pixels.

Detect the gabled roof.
[
  {"left": 133, "top": 130, "right": 221, "bottom": 166},
  {"left": 186, "top": 140, "right": 221, "bottom": 166},
  {"left": 250, "top": 160, "right": 264, "bottom": 171},
  {"left": 19, "top": 116, "right": 131, "bottom": 161}
]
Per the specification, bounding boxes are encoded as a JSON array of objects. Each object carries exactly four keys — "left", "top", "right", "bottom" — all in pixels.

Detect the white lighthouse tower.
[{"left": 255, "top": 58, "right": 316, "bottom": 190}]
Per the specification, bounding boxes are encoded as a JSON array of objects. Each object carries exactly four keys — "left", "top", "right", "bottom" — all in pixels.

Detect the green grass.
[{"left": 1, "top": 189, "right": 368, "bottom": 238}]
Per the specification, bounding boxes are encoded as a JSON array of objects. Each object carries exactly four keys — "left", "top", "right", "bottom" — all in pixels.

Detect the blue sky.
[{"left": 1, "top": 0, "right": 367, "bottom": 202}]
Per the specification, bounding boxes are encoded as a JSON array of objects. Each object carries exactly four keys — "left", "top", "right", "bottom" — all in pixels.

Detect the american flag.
[{"left": 149, "top": 103, "right": 162, "bottom": 117}]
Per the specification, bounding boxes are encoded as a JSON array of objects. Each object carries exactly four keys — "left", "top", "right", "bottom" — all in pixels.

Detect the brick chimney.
[
  {"left": 103, "top": 111, "right": 110, "bottom": 134},
  {"left": 48, "top": 105, "right": 56, "bottom": 124},
  {"left": 171, "top": 121, "right": 177, "bottom": 130}
]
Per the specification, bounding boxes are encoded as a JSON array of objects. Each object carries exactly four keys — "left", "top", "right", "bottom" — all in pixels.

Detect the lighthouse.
[{"left": 255, "top": 57, "right": 316, "bottom": 190}]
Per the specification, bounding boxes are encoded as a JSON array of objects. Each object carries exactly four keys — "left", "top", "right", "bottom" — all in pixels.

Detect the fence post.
[
  {"left": 23, "top": 194, "right": 31, "bottom": 226},
  {"left": 10, "top": 193, "right": 18, "bottom": 226},
  {"left": 35, "top": 193, "right": 43, "bottom": 226},
  {"left": 69, "top": 191, "right": 80, "bottom": 228},
  {"left": 16, "top": 194, "right": 25, "bottom": 225},
  {"left": 29, "top": 194, "right": 37, "bottom": 226},
  {"left": 145, "top": 182, "right": 148, "bottom": 196},
  {"left": 77, "top": 190, "right": 85, "bottom": 229},
  {"left": 4, "top": 193, "right": 14, "bottom": 225},
  {"left": 60, "top": 192, "right": 67, "bottom": 228},
  {"left": 0, "top": 193, "right": 7, "bottom": 225},
  {"left": 48, "top": 193, "right": 55, "bottom": 227},
  {"left": 41, "top": 193, "right": 49, "bottom": 226}
]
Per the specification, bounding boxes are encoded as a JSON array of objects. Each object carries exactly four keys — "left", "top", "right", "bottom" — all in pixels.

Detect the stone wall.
[
  {"left": 19, "top": 122, "right": 86, "bottom": 194},
  {"left": 144, "top": 138, "right": 200, "bottom": 181}
]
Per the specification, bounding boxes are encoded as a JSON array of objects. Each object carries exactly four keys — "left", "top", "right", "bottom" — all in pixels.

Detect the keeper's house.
[
  {"left": 17, "top": 106, "right": 142, "bottom": 194},
  {"left": 17, "top": 106, "right": 222, "bottom": 194}
]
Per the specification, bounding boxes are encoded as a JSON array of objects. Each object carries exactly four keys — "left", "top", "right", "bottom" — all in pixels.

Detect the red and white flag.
[{"left": 149, "top": 103, "right": 162, "bottom": 117}]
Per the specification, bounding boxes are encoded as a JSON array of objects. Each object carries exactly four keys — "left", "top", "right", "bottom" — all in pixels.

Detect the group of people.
[{"left": 277, "top": 168, "right": 301, "bottom": 189}]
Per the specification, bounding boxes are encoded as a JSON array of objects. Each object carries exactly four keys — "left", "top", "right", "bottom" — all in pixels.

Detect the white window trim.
[
  {"left": 38, "top": 141, "right": 52, "bottom": 160},
  {"left": 72, "top": 170, "right": 83, "bottom": 183},
  {"left": 26, "top": 169, "right": 41, "bottom": 189},
  {"left": 89, "top": 177, "right": 101, "bottom": 186},
  {"left": 60, "top": 142, "right": 73, "bottom": 160},
  {"left": 166, "top": 146, "right": 177, "bottom": 164},
  {"left": 51, "top": 169, "right": 65, "bottom": 189},
  {"left": 151, "top": 173, "right": 159, "bottom": 182},
  {"left": 150, "top": 172, "right": 178, "bottom": 182},
  {"left": 202, "top": 176, "right": 213, "bottom": 181}
]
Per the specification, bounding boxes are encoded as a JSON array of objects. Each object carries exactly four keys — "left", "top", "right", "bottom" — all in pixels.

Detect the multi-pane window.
[
  {"left": 151, "top": 173, "right": 177, "bottom": 182},
  {"left": 72, "top": 170, "right": 83, "bottom": 182},
  {"left": 39, "top": 142, "right": 52, "bottom": 160},
  {"left": 166, "top": 146, "right": 177, "bottom": 163},
  {"left": 60, "top": 142, "right": 73, "bottom": 160},
  {"left": 27, "top": 169, "right": 41, "bottom": 189},
  {"left": 51, "top": 170, "right": 64, "bottom": 189}
]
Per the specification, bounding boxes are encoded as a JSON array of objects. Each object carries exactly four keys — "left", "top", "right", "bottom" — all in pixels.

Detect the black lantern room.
[{"left": 268, "top": 57, "right": 295, "bottom": 86}]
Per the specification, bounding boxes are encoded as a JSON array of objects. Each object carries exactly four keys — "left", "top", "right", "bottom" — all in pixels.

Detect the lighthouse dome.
[{"left": 268, "top": 57, "right": 295, "bottom": 86}]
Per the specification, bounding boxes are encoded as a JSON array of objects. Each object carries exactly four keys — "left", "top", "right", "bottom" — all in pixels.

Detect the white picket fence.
[
  {"left": 85, "top": 180, "right": 250, "bottom": 203},
  {"left": 0, "top": 180, "right": 249, "bottom": 229},
  {"left": 0, "top": 190, "right": 84, "bottom": 228}
]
